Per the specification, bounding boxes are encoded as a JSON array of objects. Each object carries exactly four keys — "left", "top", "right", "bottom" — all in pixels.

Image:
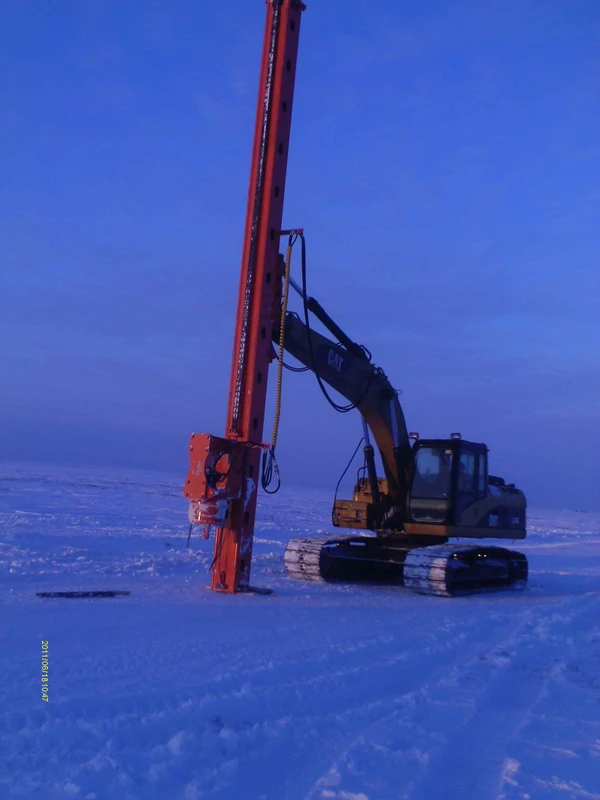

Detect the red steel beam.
[{"left": 184, "top": 0, "right": 305, "bottom": 592}]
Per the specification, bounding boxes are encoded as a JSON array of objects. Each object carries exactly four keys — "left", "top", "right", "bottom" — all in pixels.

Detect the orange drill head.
[{"left": 183, "top": 433, "right": 248, "bottom": 533}]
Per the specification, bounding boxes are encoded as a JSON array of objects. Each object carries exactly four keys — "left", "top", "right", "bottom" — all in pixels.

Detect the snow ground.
[{"left": 1, "top": 462, "right": 599, "bottom": 800}]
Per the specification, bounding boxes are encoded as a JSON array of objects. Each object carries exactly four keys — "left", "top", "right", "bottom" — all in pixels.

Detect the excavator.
[
  {"left": 277, "top": 276, "right": 528, "bottom": 596},
  {"left": 183, "top": 0, "right": 528, "bottom": 596}
]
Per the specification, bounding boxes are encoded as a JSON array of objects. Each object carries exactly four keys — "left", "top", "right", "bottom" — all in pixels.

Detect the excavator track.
[
  {"left": 403, "top": 543, "right": 528, "bottom": 596},
  {"left": 284, "top": 536, "right": 528, "bottom": 597},
  {"left": 283, "top": 536, "right": 332, "bottom": 582}
]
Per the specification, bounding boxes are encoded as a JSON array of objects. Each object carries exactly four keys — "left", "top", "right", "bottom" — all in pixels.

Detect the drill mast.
[{"left": 184, "top": 0, "right": 305, "bottom": 592}]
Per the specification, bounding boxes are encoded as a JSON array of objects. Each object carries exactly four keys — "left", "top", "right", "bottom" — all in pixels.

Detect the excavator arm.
[{"left": 276, "top": 303, "right": 413, "bottom": 526}]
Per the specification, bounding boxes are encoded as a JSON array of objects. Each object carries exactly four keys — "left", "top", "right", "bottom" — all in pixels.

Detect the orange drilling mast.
[{"left": 183, "top": 0, "right": 306, "bottom": 592}]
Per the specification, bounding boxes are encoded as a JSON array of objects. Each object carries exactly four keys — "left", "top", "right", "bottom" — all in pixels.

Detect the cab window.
[
  {"left": 411, "top": 447, "right": 453, "bottom": 499},
  {"left": 478, "top": 453, "right": 486, "bottom": 493},
  {"left": 458, "top": 450, "right": 475, "bottom": 492}
]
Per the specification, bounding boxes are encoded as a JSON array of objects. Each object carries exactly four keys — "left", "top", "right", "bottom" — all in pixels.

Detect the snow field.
[{"left": 1, "top": 463, "right": 599, "bottom": 800}]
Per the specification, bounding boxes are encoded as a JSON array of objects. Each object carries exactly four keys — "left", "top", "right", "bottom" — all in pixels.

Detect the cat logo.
[{"left": 327, "top": 349, "right": 344, "bottom": 373}]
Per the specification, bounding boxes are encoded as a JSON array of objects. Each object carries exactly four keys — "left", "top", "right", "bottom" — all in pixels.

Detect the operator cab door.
[
  {"left": 454, "top": 444, "right": 487, "bottom": 520},
  {"left": 408, "top": 444, "right": 454, "bottom": 524}
]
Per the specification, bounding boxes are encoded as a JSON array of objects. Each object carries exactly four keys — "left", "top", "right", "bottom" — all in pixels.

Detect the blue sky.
[{"left": 1, "top": 0, "right": 599, "bottom": 511}]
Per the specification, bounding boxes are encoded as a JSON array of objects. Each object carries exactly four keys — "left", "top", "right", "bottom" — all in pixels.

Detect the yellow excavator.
[{"left": 276, "top": 245, "right": 528, "bottom": 597}]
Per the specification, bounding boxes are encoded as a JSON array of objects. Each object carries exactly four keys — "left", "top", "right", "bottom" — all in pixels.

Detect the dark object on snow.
[{"left": 36, "top": 591, "right": 131, "bottom": 599}]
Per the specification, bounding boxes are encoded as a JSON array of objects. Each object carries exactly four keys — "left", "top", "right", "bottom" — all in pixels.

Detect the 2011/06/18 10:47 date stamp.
[{"left": 42, "top": 640, "right": 49, "bottom": 702}]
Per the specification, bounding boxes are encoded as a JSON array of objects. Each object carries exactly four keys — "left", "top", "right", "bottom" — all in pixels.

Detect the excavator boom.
[{"left": 279, "top": 310, "right": 412, "bottom": 508}]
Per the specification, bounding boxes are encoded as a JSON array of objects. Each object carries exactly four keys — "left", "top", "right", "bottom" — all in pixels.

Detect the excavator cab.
[
  {"left": 334, "top": 434, "right": 525, "bottom": 542},
  {"left": 409, "top": 438, "right": 488, "bottom": 525},
  {"left": 405, "top": 436, "right": 526, "bottom": 539}
]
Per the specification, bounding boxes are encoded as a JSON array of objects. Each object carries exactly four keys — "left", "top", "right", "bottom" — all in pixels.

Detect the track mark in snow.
[
  {"left": 530, "top": 777, "right": 600, "bottom": 799},
  {"left": 308, "top": 594, "right": 600, "bottom": 800}
]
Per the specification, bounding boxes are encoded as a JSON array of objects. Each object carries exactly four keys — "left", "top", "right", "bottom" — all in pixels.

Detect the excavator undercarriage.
[{"left": 285, "top": 536, "right": 528, "bottom": 597}]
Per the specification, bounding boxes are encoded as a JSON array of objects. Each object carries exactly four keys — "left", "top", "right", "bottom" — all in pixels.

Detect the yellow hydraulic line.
[{"left": 271, "top": 239, "right": 294, "bottom": 449}]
